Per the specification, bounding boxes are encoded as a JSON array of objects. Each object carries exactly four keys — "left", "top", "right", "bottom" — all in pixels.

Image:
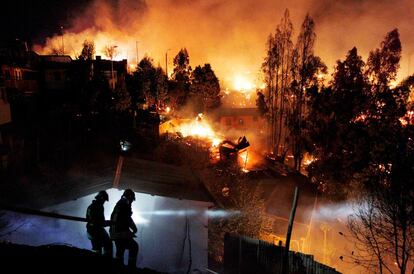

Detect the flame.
[
  {"left": 239, "top": 150, "right": 249, "bottom": 171},
  {"left": 160, "top": 113, "right": 223, "bottom": 145},
  {"left": 179, "top": 113, "right": 216, "bottom": 140},
  {"left": 233, "top": 75, "right": 255, "bottom": 92}
]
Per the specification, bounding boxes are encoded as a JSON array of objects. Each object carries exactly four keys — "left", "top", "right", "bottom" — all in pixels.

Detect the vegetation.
[{"left": 259, "top": 9, "right": 414, "bottom": 272}]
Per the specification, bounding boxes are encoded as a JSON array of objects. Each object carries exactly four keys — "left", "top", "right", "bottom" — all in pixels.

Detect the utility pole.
[
  {"left": 136, "top": 41, "right": 139, "bottom": 65},
  {"left": 60, "top": 26, "right": 64, "bottom": 55},
  {"left": 109, "top": 45, "right": 118, "bottom": 90},
  {"left": 320, "top": 223, "right": 331, "bottom": 265},
  {"left": 165, "top": 48, "right": 171, "bottom": 78},
  {"left": 283, "top": 187, "right": 299, "bottom": 274}
]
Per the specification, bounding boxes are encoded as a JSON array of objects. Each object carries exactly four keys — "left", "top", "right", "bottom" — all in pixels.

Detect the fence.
[{"left": 223, "top": 234, "right": 341, "bottom": 274}]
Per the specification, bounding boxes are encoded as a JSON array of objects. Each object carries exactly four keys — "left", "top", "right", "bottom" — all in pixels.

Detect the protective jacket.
[
  {"left": 86, "top": 200, "right": 107, "bottom": 238},
  {"left": 110, "top": 197, "right": 137, "bottom": 239}
]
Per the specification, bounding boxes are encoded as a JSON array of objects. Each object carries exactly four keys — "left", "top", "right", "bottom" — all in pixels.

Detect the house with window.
[
  {"left": 212, "top": 107, "right": 266, "bottom": 131},
  {"left": 1, "top": 64, "right": 38, "bottom": 95},
  {"left": 39, "top": 55, "right": 72, "bottom": 91}
]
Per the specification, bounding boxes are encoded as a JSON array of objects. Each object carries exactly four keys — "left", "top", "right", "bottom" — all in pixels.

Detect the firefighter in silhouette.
[
  {"left": 110, "top": 189, "right": 138, "bottom": 269},
  {"left": 86, "top": 190, "right": 112, "bottom": 257}
]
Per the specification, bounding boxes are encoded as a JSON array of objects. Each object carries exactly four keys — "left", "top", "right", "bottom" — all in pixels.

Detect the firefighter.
[
  {"left": 110, "top": 189, "right": 139, "bottom": 269},
  {"left": 86, "top": 190, "right": 112, "bottom": 257}
]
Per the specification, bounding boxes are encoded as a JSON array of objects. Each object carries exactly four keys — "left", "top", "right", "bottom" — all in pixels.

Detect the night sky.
[{"left": 0, "top": 0, "right": 93, "bottom": 44}]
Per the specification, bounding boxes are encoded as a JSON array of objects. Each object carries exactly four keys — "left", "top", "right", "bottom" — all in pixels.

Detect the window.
[
  {"left": 226, "top": 118, "right": 232, "bottom": 126},
  {"left": 5, "top": 70, "right": 10, "bottom": 80},
  {"left": 54, "top": 71, "right": 61, "bottom": 81}
]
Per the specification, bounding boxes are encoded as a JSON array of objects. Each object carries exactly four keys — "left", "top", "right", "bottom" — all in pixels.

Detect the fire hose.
[{"left": 0, "top": 203, "right": 110, "bottom": 224}]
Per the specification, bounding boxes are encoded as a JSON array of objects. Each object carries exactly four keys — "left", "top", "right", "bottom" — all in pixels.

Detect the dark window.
[
  {"left": 5, "top": 70, "right": 11, "bottom": 80},
  {"left": 54, "top": 71, "right": 61, "bottom": 81},
  {"left": 1, "top": 88, "right": 6, "bottom": 102}
]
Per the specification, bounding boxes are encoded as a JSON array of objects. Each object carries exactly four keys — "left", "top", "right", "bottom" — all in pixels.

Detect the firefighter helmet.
[
  {"left": 95, "top": 190, "right": 109, "bottom": 201},
  {"left": 122, "top": 189, "right": 136, "bottom": 201}
]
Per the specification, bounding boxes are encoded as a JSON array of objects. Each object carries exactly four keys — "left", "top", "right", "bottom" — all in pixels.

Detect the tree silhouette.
[
  {"left": 190, "top": 63, "right": 221, "bottom": 112},
  {"left": 366, "top": 29, "right": 401, "bottom": 88},
  {"left": 78, "top": 40, "right": 95, "bottom": 61},
  {"left": 289, "top": 13, "right": 327, "bottom": 171}
]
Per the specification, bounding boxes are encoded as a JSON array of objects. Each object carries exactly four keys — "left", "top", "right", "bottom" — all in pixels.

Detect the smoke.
[
  {"left": 35, "top": 0, "right": 414, "bottom": 87},
  {"left": 305, "top": 202, "right": 354, "bottom": 223},
  {"left": 138, "top": 209, "right": 240, "bottom": 218}
]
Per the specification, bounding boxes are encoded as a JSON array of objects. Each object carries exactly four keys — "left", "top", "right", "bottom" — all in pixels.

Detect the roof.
[
  {"left": 246, "top": 167, "right": 318, "bottom": 223},
  {"left": 119, "top": 158, "right": 214, "bottom": 202},
  {"left": 40, "top": 55, "right": 72, "bottom": 63}
]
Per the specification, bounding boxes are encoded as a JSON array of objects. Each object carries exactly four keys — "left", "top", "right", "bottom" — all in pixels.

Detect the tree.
[
  {"left": 262, "top": 9, "right": 294, "bottom": 158},
  {"left": 190, "top": 63, "right": 221, "bottom": 112},
  {"left": 104, "top": 45, "right": 118, "bottom": 61},
  {"left": 304, "top": 29, "right": 413, "bottom": 273},
  {"left": 130, "top": 57, "right": 168, "bottom": 110},
  {"left": 203, "top": 164, "right": 265, "bottom": 264},
  {"left": 154, "top": 66, "right": 169, "bottom": 108},
  {"left": 366, "top": 29, "right": 401, "bottom": 88},
  {"left": 169, "top": 48, "right": 192, "bottom": 109},
  {"left": 112, "top": 86, "right": 131, "bottom": 113},
  {"left": 347, "top": 123, "right": 414, "bottom": 274},
  {"left": 172, "top": 48, "right": 191, "bottom": 83},
  {"left": 83, "top": 72, "right": 111, "bottom": 114},
  {"left": 289, "top": 14, "right": 327, "bottom": 171},
  {"left": 307, "top": 47, "right": 369, "bottom": 197},
  {"left": 78, "top": 40, "right": 95, "bottom": 60},
  {"left": 256, "top": 91, "right": 269, "bottom": 116}
]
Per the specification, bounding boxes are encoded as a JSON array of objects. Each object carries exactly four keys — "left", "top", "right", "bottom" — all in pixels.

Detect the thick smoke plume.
[{"left": 36, "top": 0, "right": 414, "bottom": 87}]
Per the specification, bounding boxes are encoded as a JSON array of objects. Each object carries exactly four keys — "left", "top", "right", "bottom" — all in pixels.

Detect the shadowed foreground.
[{"left": 0, "top": 242, "right": 166, "bottom": 274}]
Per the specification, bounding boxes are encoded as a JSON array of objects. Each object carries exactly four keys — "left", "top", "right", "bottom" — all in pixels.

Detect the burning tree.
[
  {"left": 305, "top": 28, "right": 414, "bottom": 273},
  {"left": 262, "top": 10, "right": 326, "bottom": 171},
  {"left": 289, "top": 14, "right": 327, "bottom": 172},
  {"left": 78, "top": 40, "right": 95, "bottom": 61},
  {"left": 262, "top": 9, "right": 293, "bottom": 159},
  {"left": 306, "top": 47, "right": 369, "bottom": 198}
]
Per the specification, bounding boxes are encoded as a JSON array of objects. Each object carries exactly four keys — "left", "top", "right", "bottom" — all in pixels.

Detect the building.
[
  {"left": 212, "top": 107, "right": 266, "bottom": 131},
  {"left": 0, "top": 74, "right": 11, "bottom": 170},
  {"left": 1, "top": 64, "right": 38, "bottom": 95},
  {"left": 0, "top": 40, "right": 39, "bottom": 95},
  {"left": 211, "top": 107, "right": 267, "bottom": 152},
  {"left": 39, "top": 55, "right": 72, "bottom": 92},
  {"left": 71, "top": 56, "right": 128, "bottom": 91}
]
